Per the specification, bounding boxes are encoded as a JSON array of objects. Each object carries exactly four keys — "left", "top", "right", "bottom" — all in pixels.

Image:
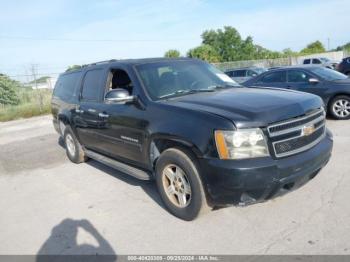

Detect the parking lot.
[{"left": 0, "top": 115, "right": 349, "bottom": 255}]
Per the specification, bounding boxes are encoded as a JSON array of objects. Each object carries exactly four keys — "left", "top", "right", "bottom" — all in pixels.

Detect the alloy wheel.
[
  {"left": 333, "top": 99, "right": 350, "bottom": 118},
  {"left": 162, "top": 164, "right": 192, "bottom": 208}
]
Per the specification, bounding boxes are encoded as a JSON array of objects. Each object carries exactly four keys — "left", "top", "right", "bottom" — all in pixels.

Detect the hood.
[{"left": 164, "top": 87, "right": 323, "bottom": 128}]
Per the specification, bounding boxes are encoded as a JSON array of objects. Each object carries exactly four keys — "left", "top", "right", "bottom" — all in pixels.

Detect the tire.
[
  {"left": 346, "top": 71, "right": 350, "bottom": 77},
  {"left": 329, "top": 95, "right": 350, "bottom": 120},
  {"left": 63, "top": 126, "right": 88, "bottom": 163},
  {"left": 155, "top": 148, "right": 209, "bottom": 221}
]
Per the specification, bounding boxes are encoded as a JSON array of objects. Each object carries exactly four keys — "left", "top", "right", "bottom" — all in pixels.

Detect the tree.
[
  {"left": 300, "top": 41, "right": 326, "bottom": 55},
  {"left": 0, "top": 74, "right": 20, "bottom": 105},
  {"left": 200, "top": 26, "right": 283, "bottom": 61},
  {"left": 66, "top": 65, "right": 82, "bottom": 72},
  {"left": 201, "top": 26, "right": 243, "bottom": 61},
  {"left": 187, "top": 44, "right": 220, "bottom": 62},
  {"left": 164, "top": 49, "right": 181, "bottom": 58},
  {"left": 335, "top": 42, "right": 350, "bottom": 52}
]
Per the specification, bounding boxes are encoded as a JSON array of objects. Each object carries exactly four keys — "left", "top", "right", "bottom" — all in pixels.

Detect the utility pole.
[
  {"left": 30, "top": 64, "right": 43, "bottom": 113},
  {"left": 327, "top": 38, "right": 330, "bottom": 51}
]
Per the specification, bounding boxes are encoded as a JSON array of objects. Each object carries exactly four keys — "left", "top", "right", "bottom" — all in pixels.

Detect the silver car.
[{"left": 225, "top": 67, "right": 267, "bottom": 83}]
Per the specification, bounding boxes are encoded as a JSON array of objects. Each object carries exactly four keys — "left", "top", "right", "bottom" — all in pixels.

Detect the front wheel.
[
  {"left": 155, "top": 148, "right": 209, "bottom": 221},
  {"left": 329, "top": 95, "right": 350, "bottom": 120}
]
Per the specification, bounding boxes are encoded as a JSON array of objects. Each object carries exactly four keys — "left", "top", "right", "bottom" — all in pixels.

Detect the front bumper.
[{"left": 200, "top": 129, "right": 333, "bottom": 206}]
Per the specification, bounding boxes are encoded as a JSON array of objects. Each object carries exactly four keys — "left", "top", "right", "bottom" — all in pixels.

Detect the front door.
[
  {"left": 87, "top": 68, "right": 149, "bottom": 168},
  {"left": 286, "top": 70, "right": 326, "bottom": 98}
]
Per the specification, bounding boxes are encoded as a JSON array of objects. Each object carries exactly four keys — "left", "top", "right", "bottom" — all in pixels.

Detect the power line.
[{"left": 0, "top": 35, "right": 197, "bottom": 42}]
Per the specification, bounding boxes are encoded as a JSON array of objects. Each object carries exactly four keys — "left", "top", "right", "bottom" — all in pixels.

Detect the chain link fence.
[{"left": 214, "top": 51, "right": 345, "bottom": 71}]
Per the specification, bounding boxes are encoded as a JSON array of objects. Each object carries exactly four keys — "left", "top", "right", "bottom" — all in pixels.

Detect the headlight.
[{"left": 215, "top": 129, "right": 269, "bottom": 159}]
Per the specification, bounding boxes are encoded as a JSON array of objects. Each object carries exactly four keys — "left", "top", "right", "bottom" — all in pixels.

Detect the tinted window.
[
  {"left": 288, "top": 70, "right": 311, "bottom": 83},
  {"left": 53, "top": 72, "right": 81, "bottom": 100},
  {"left": 233, "top": 70, "right": 246, "bottom": 77},
  {"left": 247, "top": 70, "right": 257, "bottom": 77},
  {"left": 81, "top": 69, "right": 104, "bottom": 101},
  {"left": 310, "top": 67, "right": 348, "bottom": 81},
  {"left": 312, "top": 59, "right": 322, "bottom": 64},
  {"left": 261, "top": 71, "right": 287, "bottom": 83},
  {"left": 303, "top": 59, "right": 311, "bottom": 64},
  {"left": 225, "top": 71, "right": 233, "bottom": 77}
]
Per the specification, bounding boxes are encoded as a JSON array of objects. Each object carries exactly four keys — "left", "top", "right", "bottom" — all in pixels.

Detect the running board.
[{"left": 85, "top": 149, "right": 152, "bottom": 180}]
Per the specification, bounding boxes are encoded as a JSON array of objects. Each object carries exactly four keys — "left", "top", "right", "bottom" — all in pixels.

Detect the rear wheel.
[
  {"left": 63, "top": 126, "right": 88, "bottom": 163},
  {"left": 155, "top": 148, "right": 209, "bottom": 221},
  {"left": 329, "top": 95, "right": 350, "bottom": 120}
]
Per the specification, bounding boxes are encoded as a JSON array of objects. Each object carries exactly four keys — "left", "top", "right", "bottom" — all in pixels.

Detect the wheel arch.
[{"left": 148, "top": 135, "right": 203, "bottom": 169}]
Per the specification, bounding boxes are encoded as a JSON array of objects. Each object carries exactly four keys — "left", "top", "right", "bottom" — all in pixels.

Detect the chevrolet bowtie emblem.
[{"left": 302, "top": 125, "right": 316, "bottom": 136}]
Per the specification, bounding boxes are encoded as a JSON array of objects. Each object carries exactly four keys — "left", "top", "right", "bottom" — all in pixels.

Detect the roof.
[
  {"left": 60, "top": 57, "right": 196, "bottom": 75},
  {"left": 225, "top": 66, "right": 264, "bottom": 71},
  {"left": 268, "top": 65, "right": 324, "bottom": 71}
]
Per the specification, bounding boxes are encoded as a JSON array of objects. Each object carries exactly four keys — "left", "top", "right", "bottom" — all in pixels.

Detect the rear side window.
[
  {"left": 233, "top": 70, "right": 246, "bottom": 77},
  {"left": 303, "top": 59, "right": 310, "bottom": 64},
  {"left": 261, "top": 71, "right": 287, "bottom": 83},
  {"left": 312, "top": 59, "right": 322, "bottom": 64},
  {"left": 225, "top": 71, "right": 233, "bottom": 77},
  {"left": 81, "top": 69, "right": 104, "bottom": 101},
  {"left": 53, "top": 72, "right": 81, "bottom": 100}
]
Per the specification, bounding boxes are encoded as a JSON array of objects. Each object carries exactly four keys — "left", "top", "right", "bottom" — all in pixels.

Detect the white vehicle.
[{"left": 302, "top": 57, "right": 339, "bottom": 69}]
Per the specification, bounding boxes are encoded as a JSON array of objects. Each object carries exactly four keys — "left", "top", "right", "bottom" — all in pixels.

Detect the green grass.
[{"left": 0, "top": 89, "right": 52, "bottom": 122}]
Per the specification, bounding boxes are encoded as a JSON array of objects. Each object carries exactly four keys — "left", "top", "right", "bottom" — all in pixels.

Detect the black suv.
[
  {"left": 52, "top": 58, "right": 333, "bottom": 220},
  {"left": 338, "top": 57, "right": 350, "bottom": 76}
]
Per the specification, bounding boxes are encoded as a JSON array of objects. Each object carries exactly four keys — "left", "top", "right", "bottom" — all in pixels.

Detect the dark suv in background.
[
  {"left": 52, "top": 58, "right": 333, "bottom": 220},
  {"left": 244, "top": 66, "right": 350, "bottom": 120},
  {"left": 338, "top": 57, "right": 350, "bottom": 76}
]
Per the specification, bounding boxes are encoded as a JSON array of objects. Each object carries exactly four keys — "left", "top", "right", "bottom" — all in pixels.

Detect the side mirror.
[
  {"left": 105, "top": 89, "right": 135, "bottom": 103},
  {"left": 309, "top": 78, "right": 319, "bottom": 84}
]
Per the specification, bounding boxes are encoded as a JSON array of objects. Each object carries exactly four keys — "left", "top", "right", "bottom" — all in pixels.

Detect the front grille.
[{"left": 268, "top": 108, "right": 326, "bottom": 158}]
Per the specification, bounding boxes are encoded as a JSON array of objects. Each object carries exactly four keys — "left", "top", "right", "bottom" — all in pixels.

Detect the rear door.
[
  {"left": 75, "top": 68, "right": 107, "bottom": 151},
  {"left": 232, "top": 70, "right": 247, "bottom": 83},
  {"left": 255, "top": 70, "right": 287, "bottom": 88}
]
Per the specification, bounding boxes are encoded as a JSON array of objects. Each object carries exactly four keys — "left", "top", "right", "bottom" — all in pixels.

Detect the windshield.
[
  {"left": 254, "top": 67, "right": 267, "bottom": 74},
  {"left": 310, "top": 67, "right": 348, "bottom": 81},
  {"left": 136, "top": 60, "right": 240, "bottom": 100},
  {"left": 319, "top": 57, "right": 330, "bottom": 62}
]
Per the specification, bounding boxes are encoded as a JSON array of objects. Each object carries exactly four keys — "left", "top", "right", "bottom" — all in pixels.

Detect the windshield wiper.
[
  {"left": 208, "top": 84, "right": 240, "bottom": 90},
  {"left": 159, "top": 89, "right": 215, "bottom": 99}
]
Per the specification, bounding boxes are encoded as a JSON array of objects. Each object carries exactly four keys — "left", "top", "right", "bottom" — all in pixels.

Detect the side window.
[
  {"left": 225, "top": 71, "right": 233, "bottom": 77},
  {"left": 247, "top": 70, "right": 257, "bottom": 77},
  {"left": 108, "top": 69, "right": 133, "bottom": 95},
  {"left": 81, "top": 69, "right": 104, "bottom": 101},
  {"left": 303, "top": 59, "right": 310, "bottom": 64},
  {"left": 288, "top": 70, "right": 311, "bottom": 83},
  {"left": 312, "top": 59, "right": 322, "bottom": 64},
  {"left": 233, "top": 70, "right": 246, "bottom": 77},
  {"left": 53, "top": 72, "right": 81, "bottom": 100},
  {"left": 261, "top": 71, "right": 287, "bottom": 83}
]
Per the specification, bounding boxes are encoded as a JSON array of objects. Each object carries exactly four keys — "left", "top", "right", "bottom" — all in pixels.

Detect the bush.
[{"left": 0, "top": 89, "right": 52, "bottom": 122}]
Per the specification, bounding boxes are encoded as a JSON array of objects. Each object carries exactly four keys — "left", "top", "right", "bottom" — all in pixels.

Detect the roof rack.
[{"left": 82, "top": 59, "right": 117, "bottom": 68}]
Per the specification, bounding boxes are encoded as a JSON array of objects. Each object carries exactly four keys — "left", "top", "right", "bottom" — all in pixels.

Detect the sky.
[{"left": 0, "top": 0, "right": 349, "bottom": 82}]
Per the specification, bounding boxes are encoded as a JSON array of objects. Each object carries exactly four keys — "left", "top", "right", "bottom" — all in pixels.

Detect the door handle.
[
  {"left": 88, "top": 108, "right": 97, "bottom": 113},
  {"left": 75, "top": 108, "right": 84, "bottom": 113},
  {"left": 98, "top": 113, "right": 109, "bottom": 118}
]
